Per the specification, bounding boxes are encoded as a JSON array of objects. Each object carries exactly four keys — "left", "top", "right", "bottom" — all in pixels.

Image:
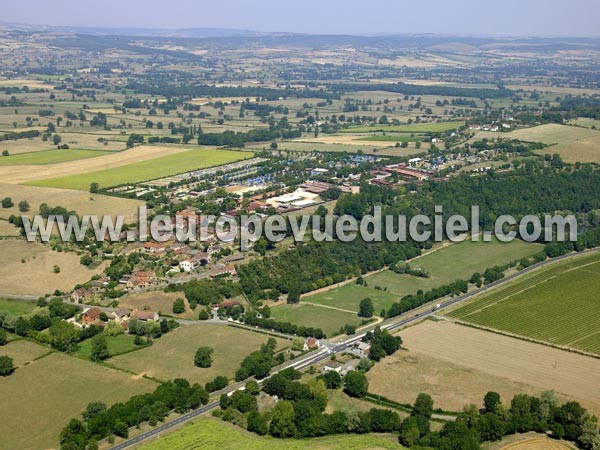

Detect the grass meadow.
[
  {"left": 75, "top": 334, "right": 142, "bottom": 360},
  {"left": 269, "top": 303, "right": 366, "bottom": 337},
  {"left": 304, "top": 238, "right": 541, "bottom": 315},
  {"left": 0, "top": 149, "right": 111, "bottom": 165},
  {"left": 138, "top": 418, "right": 403, "bottom": 450},
  {"left": 0, "top": 298, "right": 37, "bottom": 316}
]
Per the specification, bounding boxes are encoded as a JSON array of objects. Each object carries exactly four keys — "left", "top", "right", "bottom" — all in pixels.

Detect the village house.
[
  {"left": 179, "top": 259, "right": 198, "bottom": 273},
  {"left": 81, "top": 307, "right": 103, "bottom": 326},
  {"left": 110, "top": 308, "right": 131, "bottom": 324},
  {"left": 140, "top": 241, "right": 168, "bottom": 256},
  {"left": 124, "top": 270, "right": 158, "bottom": 290},
  {"left": 210, "top": 264, "right": 237, "bottom": 278},
  {"left": 90, "top": 276, "right": 110, "bottom": 289},
  {"left": 320, "top": 360, "right": 343, "bottom": 374},
  {"left": 303, "top": 337, "right": 320, "bottom": 351},
  {"left": 131, "top": 309, "right": 159, "bottom": 322},
  {"left": 71, "top": 287, "right": 96, "bottom": 304}
]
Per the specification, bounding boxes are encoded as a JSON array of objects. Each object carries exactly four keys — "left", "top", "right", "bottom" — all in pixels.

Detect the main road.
[{"left": 110, "top": 248, "right": 599, "bottom": 449}]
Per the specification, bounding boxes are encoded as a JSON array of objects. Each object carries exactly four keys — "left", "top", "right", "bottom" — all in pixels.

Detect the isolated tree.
[
  {"left": 2, "top": 150, "right": 8, "bottom": 156},
  {"left": 0, "top": 355, "right": 15, "bottom": 376},
  {"left": 18, "top": 200, "right": 30, "bottom": 212},
  {"left": 194, "top": 347, "right": 214, "bottom": 368},
  {"left": 343, "top": 370, "right": 369, "bottom": 398},
  {"left": 53, "top": 134, "right": 62, "bottom": 145},
  {"left": 90, "top": 334, "right": 110, "bottom": 361},
  {"left": 89, "top": 182, "right": 100, "bottom": 194},
  {"left": 1, "top": 197, "right": 14, "bottom": 208},
  {"left": 172, "top": 298, "right": 186, "bottom": 314},
  {"left": 358, "top": 298, "right": 374, "bottom": 318}
]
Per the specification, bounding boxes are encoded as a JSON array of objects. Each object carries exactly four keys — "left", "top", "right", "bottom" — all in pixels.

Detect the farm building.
[{"left": 131, "top": 309, "right": 159, "bottom": 322}]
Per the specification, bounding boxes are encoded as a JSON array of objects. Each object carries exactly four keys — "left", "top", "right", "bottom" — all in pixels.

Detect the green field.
[
  {"left": 342, "top": 121, "right": 463, "bottom": 133},
  {"left": 270, "top": 302, "right": 366, "bottom": 337},
  {"left": 446, "top": 252, "right": 600, "bottom": 355},
  {"left": 0, "top": 348, "right": 157, "bottom": 450},
  {"left": 139, "top": 418, "right": 403, "bottom": 450},
  {"left": 305, "top": 238, "right": 541, "bottom": 314},
  {"left": 27, "top": 147, "right": 251, "bottom": 190},
  {"left": 304, "top": 283, "right": 397, "bottom": 316},
  {"left": 0, "top": 148, "right": 110, "bottom": 165},
  {"left": 356, "top": 135, "right": 424, "bottom": 143},
  {"left": 0, "top": 298, "right": 37, "bottom": 315},
  {"left": 75, "top": 333, "right": 141, "bottom": 360},
  {"left": 108, "top": 324, "right": 288, "bottom": 385}
]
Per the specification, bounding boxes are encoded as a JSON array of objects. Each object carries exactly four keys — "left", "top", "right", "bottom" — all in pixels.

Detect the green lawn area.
[
  {"left": 342, "top": 121, "right": 463, "bottom": 133},
  {"left": 0, "top": 298, "right": 37, "bottom": 315},
  {"left": 270, "top": 303, "right": 365, "bottom": 337},
  {"left": 305, "top": 283, "right": 397, "bottom": 316},
  {"left": 303, "top": 238, "right": 541, "bottom": 315},
  {"left": 27, "top": 147, "right": 251, "bottom": 190},
  {"left": 139, "top": 418, "right": 403, "bottom": 450},
  {"left": 355, "top": 135, "right": 423, "bottom": 142},
  {"left": 446, "top": 252, "right": 600, "bottom": 355},
  {"left": 0, "top": 149, "right": 110, "bottom": 165},
  {"left": 75, "top": 333, "right": 142, "bottom": 360}
]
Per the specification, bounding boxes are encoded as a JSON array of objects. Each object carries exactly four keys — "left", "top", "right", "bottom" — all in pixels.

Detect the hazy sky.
[{"left": 3, "top": 0, "right": 600, "bottom": 36}]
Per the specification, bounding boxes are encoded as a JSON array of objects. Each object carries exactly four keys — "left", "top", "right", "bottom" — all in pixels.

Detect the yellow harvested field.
[
  {"left": 0, "top": 78, "right": 50, "bottom": 89},
  {"left": 119, "top": 291, "right": 196, "bottom": 320},
  {"left": 0, "top": 339, "right": 50, "bottom": 367},
  {"left": 0, "top": 138, "right": 56, "bottom": 155},
  {"left": 292, "top": 135, "right": 387, "bottom": 147},
  {"left": 368, "top": 321, "right": 600, "bottom": 416},
  {"left": 0, "top": 240, "right": 105, "bottom": 296},
  {"left": 0, "top": 219, "right": 20, "bottom": 236},
  {"left": 0, "top": 351, "right": 157, "bottom": 450},
  {"left": 476, "top": 124, "right": 600, "bottom": 163},
  {"left": 0, "top": 182, "right": 144, "bottom": 223},
  {"left": 0, "top": 145, "right": 190, "bottom": 184}
]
